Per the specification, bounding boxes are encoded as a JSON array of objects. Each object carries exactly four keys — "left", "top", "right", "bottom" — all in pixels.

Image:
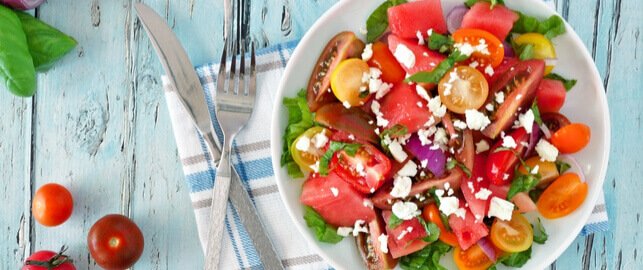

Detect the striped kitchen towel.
[{"left": 161, "top": 2, "right": 607, "bottom": 269}]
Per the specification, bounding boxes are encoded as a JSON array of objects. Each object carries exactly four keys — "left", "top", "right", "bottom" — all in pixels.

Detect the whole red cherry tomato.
[
  {"left": 87, "top": 214, "right": 144, "bottom": 270},
  {"left": 23, "top": 246, "right": 75, "bottom": 270},
  {"left": 32, "top": 183, "right": 74, "bottom": 227}
]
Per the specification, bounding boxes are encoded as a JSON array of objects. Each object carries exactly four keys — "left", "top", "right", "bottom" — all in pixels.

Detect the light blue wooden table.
[{"left": 0, "top": 0, "right": 640, "bottom": 269}]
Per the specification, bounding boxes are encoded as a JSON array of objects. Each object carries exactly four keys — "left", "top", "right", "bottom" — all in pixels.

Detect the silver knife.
[{"left": 135, "top": 4, "right": 283, "bottom": 269}]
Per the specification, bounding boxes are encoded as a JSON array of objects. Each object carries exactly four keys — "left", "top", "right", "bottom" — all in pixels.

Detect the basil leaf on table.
[
  {"left": 0, "top": 5, "right": 36, "bottom": 97},
  {"left": 16, "top": 11, "right": 78, "bottom": 72},
  {"left": 365, "top": 0, "right": 406, "bottom": 43}
]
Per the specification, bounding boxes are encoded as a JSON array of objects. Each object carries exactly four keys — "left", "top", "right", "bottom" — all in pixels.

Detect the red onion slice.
[
  {"left": 1, "top": 0, "right": 45, "bottom": 10},
  {"left": 557, "top": 154, "right": 586, "bottom": 182},
  {"left": 477, "top": 237, "right": 498, "bottom": 262},
  {"left": 503, "top": 40, "right": 515, "bottom": 57},
  {"left": 522, "top": 122, "right": 541, "bottom": 159},
  {"left": 405, "top": 134, "right": 447, "bottom": 177},
  {"left": 446, "top": 5, "right": 468, "bottom": 34}
]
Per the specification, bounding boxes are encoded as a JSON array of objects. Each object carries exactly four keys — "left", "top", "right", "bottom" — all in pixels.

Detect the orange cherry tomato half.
[
  {"left": 422, "top": 203, "right": 459, "bottom": 247},
  {"left": 537, "top": 173, "right": 588, "bottom": 219},
  {"left": 490, "top": 211, "right": 534, "bottom": 253},
  {"left": 452, "top": 28, "right": 504, "bottom": 67},
  {"left": 453, "top": 244, "right": 494, "bottom": 270},
  {"left": 367, "top": 41, "right": 406, "bottom": 84},
  {"left": 550, "top": 123, "right": 591, "bottom": 154},
  {"left": 438, "top": 66, "right": 489, "bottom": 114},
  {"left": 32, "top": 183, "right": 74, "bottom": 227}
]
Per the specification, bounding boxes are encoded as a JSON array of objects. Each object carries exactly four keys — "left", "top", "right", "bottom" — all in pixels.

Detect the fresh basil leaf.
[
  {"left": 446, "top": 158, "right": 472, "bottom": 177},
  {"left": 545, "top": 73, "right": 578, "bottom": 91},
  {"left": 457, "top": 163, "right": 472, "bottom": 178},
  {"left": 381, "top": 124, "right": 408, "bottom": 139},
  {"left": 555, "top": 160, "right": 572, "bottom": 174},
  {"left": 16, "top": 12, "right": 77, "bottom": 72},
  {"left": 303, "top": 206, "right": 344, "bottom": 244},
  {"left": 0, "top": 5, "right": 36, "bottom": 97},
  {"left": 405, "top": 49, "right": 469, "bottom": 84},
  {"left": 428, "top": 32, "right": 454, "bottom": 53},
  {"left": 464, "top": 0, "right": 505, "bottom": 9},
  {"left": 388, "top": 213, "right": 404, "bottom": 229},
  {"left": 319, "top": 141, "right": 362, "bottom": 175},
  {"left": 428, "top": 188, "right": 442, "bottom": 207},
  {"left": 512, "top": 12, "right": 566, "bottom": 39},
  {"left": 531, "top": 100, "right": 543, "bottom": 125},
  {"left": 500, "top": 246, "right": 532, "bottom": 267},
  {"left": 532, "top": 218, "right": 548, "bottom": 244},
  {"left": 417, "top": 217, "right": 441, "bottom": 243},
  {"left": 281, "top": 89, "right": 315, "bottom": 178},
  {"left": 507, "top": 173, "right": 541, "bottom": 200},
  {"left": 399, "top": 241, "right": 452, "bottom": 270},
  {"left": 517, "top": 43, "right": 535, "bottom": 60},
  {"left": 365, "top": 0, "right": 407, "bottom": 43}
]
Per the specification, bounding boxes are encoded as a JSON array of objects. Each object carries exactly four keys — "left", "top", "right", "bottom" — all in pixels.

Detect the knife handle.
[{"left": 204, "top": 149, "right": 232, "bottom": 270}]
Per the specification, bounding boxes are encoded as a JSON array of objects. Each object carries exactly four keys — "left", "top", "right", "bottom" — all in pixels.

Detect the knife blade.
[{"left": 135, "top": 4, "right": 283, "bottom": 269}]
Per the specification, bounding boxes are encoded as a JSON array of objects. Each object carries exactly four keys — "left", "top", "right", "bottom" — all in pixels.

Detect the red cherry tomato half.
[
  {"left": 331, "top": 143, "right": 392, "bottom": 194},
  {"left": 32, "top": 183, "right": 73, "bottom": 227},
  {"left": 367, "top": 41, "right": 406, "bottom": 84},
  {"left": 23, "top": 247, "right": 76, "bottom": 270},
  {"left": 486, "top": 128, "right": 530, "bottom": 185},
  {"left": 88, "top": 214, "right": 144, "bottom": 270}
]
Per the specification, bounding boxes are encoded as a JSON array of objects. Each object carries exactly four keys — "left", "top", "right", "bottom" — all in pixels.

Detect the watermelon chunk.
[
  {"left": 460, "top": 2, "right": 519, "bottom": 41},
  {"left": 448, "top": 208, "right": 489, "bottom": 250},
  {"left": 378, "top": 83, "right": 433, "bottom": 134},
  {"left": 388, "top": 34, "right": 446, "bottom": 75},
  {"left": 382, "top": 211, "right": 430, "bottom": 258},
  {"left": 300, "top": 172, "right": 376, "bottom": 227},
  {"left": 387, "top": 0, "right": 448, "bottom": 39}
]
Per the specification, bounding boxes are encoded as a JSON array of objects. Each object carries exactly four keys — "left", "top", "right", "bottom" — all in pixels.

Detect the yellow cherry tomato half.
[
  {"left": 330, "top": 58, "right": 371, "bottom": 106},
  {"left": 438, "top": 66, "right": 489, "bottom": 114},
  {"left": 490, "top": 211, "right": 534, "bottom": 253},
  {"left": 291, "top": 127, "right": 331, "bottom": 172},
  {"left": 518, "top": 156, "right": 560, "bottom": 188},
  {"left": 513, "top": 33, "right": 556, "bottom": 74}
]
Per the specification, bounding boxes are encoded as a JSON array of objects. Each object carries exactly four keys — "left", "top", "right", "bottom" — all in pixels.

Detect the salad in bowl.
[{"left": 271, "top": 0, "right": 609, "bottom": 269}]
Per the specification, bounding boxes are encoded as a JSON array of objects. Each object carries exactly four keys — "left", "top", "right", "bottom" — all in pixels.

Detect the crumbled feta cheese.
[
  {"left": 484, "top": 65, "right": 494, "bottom": 76},
  {"left": 536, "top": 139, "right": 559, "bottom": 162},
  {"left": 397, "top": 230, "right": 408, "bottom": 240},
  {"left": 397, "top": 161, "right": 418, "bottom": 177},
  {"left": 477, "top": 177, "right": 484, "bottom": 182},
  {"left": 443, "top": 84, "right": 452, "bottom": 96},
  {"left": 355, "top": 162, "right": 366, "bottom": 177},
  {"left": 295, "top": 136, "right": 310, "bottom": 151},
  {"left": 375, "top": 82, "right": 393, "bottom": 99},
  {"left": 312, "top": 131, "right": 329, "bottom": 149},
  {"left": 388, "top": 141, "right": 408, "bottom": 163},
  {"left": 353, "top": 220, "right": 368, "bottom": 236},
  {"left": 516, "top": 94, "right": 523, "bottom": 100},
  {"left": 433, "top": 127, "right": 448, "bottom": 147},
  {"left": 447, "top": 188, "right": 454, "bottom": 196},
  {"left": 415, "top": 85, "right": 431, "bottom": 102},
  {"left": 362, "top": 72, "right": 371, "bottom": 83},
  {"left": 502, "top": 135, "right": 517, "bottom": 149},
  {"left": 427, "top": 29, "right": 433, "bottom": 37},
  {"left": 495, "top": 91, "right": 505, "bottom": 104},
  {"left": 469, "top": 61, "right": 480, "bottom": 68},
  {"left": 444, "top": 182, "right": 451, "bottom": 190},
  {"left": 337, "top": 227, "right": 353, "bottom": 237},
  {"left": 467, "top": 182, "right": 475, "bottom": 192},
  {"left": 343, "top": 101, "right": 351, "bottom": 108},
  {"left": 330, "top": 187, "right": 339, "bottom": 197},
  {"left": 359, "top": 26, "right": 368, "bottom": 35},
  {"left": 485, "top": 103, "right": 495, "bottom": 111},
  {"left": 453, "top": 120, "right": 468, "bottom": 130},
  {"left": 454, "top": 42, "right": 475, "bottom": 56},
  {"left": 416, "top": 30, "right": 425, "bottom": 45},
  {"left": 465, "top": 109, "right": 491, "bottom": 130},
  {"left": 475, "top": 188, "right": 492, "bottom": 200},
  {"left": 503, "top": 173, "right": 510, "bottom": 180},
  {"left": 518, "top": 109, "right": 535, "bottom": 134},
  {"left": 417, "top": 101, "right": 423, "bottom": 108},
  {"left": 309, "top": 161, "right": 320, "bottom": 173},
  {"left": 428, "top": 96, "right": 447, "bottom": 117},
  {"left": 488, "top": 197, "right": 515, "bottom": 221},
  {"left": 424, "top": 116, "right": 436, "bottom": 127},
  {"left": 531, "top": 165, "right": 540, "bottom": 174},
  {"left": 475, "top": 41, "right": 490, "bottom": 55},
  {"left": 439, "top": 196, "right": 460, "bottom": 216},
  {"left": 406, "top": 226, "right": 414, "bottom": 232},
  {"left": 378, "top": 234, "right": 389, "bottom": 253},
  {"left": 374, "top": 128, "right": 380, "bottom": 135},
  {"left": 421, "top": 159, "right": 428, "bottom": 168},
  {"left": 390, "top": 176, "right": 412, "bottom": 198},
  {"left": 371, "top": 101, "right": 390, "bottom": 127},
  {"left": 362, "top": 43, "right": 373, "bottom": 61},
  {"left": 475, "top": 140, "right": 490, "bottom": 153},
  {"left": 363, "top": 199, "right": 374, "bottom": 209},
  {"left": 348, "top": 134, "right": 356, "bottom": 140},
  {"left": 392, "top": 201, "right": 420, "bottom": 220},
  {"left": 435, "top": 189, "right": 445, "bottom": 197},
  {"left": 394, "top": 44, "right": 416, "bottom": 69},
  {"left": 423, "top": 52, "right": 429, "bottom": 57}
]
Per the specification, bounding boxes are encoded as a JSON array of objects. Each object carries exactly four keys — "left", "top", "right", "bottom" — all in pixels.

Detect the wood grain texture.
[{"left": 0, "top": 0, "right": 640, "bottom": 269}]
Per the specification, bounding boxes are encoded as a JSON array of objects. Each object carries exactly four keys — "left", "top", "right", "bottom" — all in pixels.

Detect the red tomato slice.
[
  {"left": 367, "top": 42, "right": 406, "bottom": 84},
  {"left": 300, "top": 172, "right": 376, "bottom": 227},
  {"left": 486, "top": 57, "right": 519, "bottom": 86},
  {"left": 387, "top": 0, "right": 447, "bottom": 39},
  {"left": 460, "top": 2, "right": 519, "bottom": 41},
  {"left": 537, "top": 79, "right": 567, "bottom": 113},
  {"left": 485, "top": 127, "right": 530, "bottom": 185},
  {"left": 379, "top": 83, "right": 434, "bottom": 134},
  {"left": 332, "top": 143, "right": 392, "bottom": 194},
  {"left": 448, "top": 207, "right": 489, "bottom": 250}
]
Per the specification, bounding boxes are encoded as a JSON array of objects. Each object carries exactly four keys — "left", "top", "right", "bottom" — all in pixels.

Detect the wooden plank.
[{"left": 0, "top": 96, "right": 32, "bottom": 268}]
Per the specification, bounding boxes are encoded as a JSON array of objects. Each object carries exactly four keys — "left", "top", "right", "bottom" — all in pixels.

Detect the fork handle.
[{"left": 204, "top": 148, "right": 232, "bottom": 270}]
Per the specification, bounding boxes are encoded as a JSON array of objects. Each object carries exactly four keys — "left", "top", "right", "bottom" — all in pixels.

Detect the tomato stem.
[{"left": 25, "top": 245, "right": 73, "bottom": 270}]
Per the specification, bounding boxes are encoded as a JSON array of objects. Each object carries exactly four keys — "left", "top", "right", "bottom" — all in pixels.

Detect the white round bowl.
[{"left": 271, "top": 0, "right": 610, "bottom": 269}]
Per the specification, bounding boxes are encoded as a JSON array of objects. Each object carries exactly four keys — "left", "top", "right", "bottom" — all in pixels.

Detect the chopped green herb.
[
  {"left": 365, "top": 0, "right": 407, "bottom": 42},
  {"left": 399, "top": 241, "right": 452, "bottom": 270},
  {"left": 507, "top": 173, "right": 541, "bottom": 200},
  {"left": 533, "top": 218, "right": 548, "bottom": 244},
  {"left": 405, "top": 50, "right": 470, "bottom": 84},
  {"left": 319, "top": 141, "right": 361, "bottom": 175},
  {"left": 388, "top": 213, "right": 404, "bottom": 229},
  {"left": 514, "top": 42, "right": 535, "bottom": 61},
  {"left": 529, "top": 188, "right": 544, "bottom": 202},
  {"left": 555, "top": 160, "right": 572, "bottom": 174},
  {"left": 446, "top": 158, "right": 472, "bottom": 178},
  {"left": 531, "top": 100, "right": 543, "bottom": 125},
  {"left": 545, "top": 73, "right": 578, "bottom": 91},
  {"left": 281, "top": 89, "right": 315, "bottom": 178},
  {"left": 303, "top": 206, "right": 344, "bottom": 243},
  {"left": 358, "top": 90, "right": 370, "bottom": 98},
  {"left": 464, "top": 0, "right": 505, "bottom": 9},
  {"left": 417, "top": 217, "right": 441, "bottom": 243},
  {"left": 381, "top": 124, "right": 409, "bottom": 139},
  {"left": 428, "top": 188, "right": 442, "bottom": 207},
  {"left": 512, "top": 13, "right": 566, "bottom": 39},
  {"left": 427, "top": 32, "right": 454, "bottom": 53}
]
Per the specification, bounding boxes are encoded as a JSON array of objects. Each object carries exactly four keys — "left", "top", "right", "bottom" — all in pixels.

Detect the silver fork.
[{"left": 204, "top": 9, "right": 257, "bottom": 270}]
